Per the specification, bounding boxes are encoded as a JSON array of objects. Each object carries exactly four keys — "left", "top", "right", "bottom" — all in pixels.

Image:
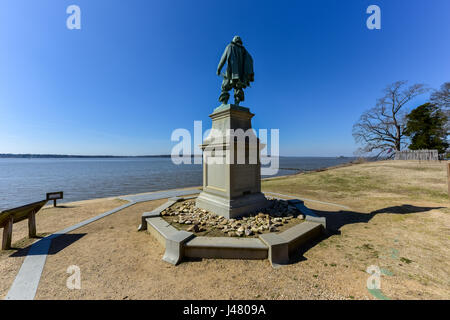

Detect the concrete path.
[
  {"left": 5, "top": 188, "right": 200, "bottom": 300},
  {"left": 119, "top": 188, "right": 200, "bottom": 203}
]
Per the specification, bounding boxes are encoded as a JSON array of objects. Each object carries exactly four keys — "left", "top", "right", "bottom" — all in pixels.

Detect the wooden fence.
[{"left": 394, "top": 149, "right": 439, "bottom": 161}]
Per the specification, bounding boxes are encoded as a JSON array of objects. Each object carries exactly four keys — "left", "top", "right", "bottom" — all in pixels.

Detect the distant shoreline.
[
  {"left": 0, "top": 154, "right": 177, "bottom": 159},
  {"left": 0, "top": 154, "right": 354, "bottom": 159}
]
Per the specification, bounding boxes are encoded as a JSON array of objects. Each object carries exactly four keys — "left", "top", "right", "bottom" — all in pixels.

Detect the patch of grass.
[
  {"left": 357, "top": 243, "right": 374, "bottom": 251},
  {"left": 390, "top": 215, "right": 408, "bottom": 222},
  {"left": 262, "top": 160, "right": 449, "bottom": 203},
  {"left": 400, "top": 257, "right": 413, "bottom": 264}
]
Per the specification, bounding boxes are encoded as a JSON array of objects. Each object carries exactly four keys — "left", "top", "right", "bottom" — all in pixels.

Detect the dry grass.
[{"left": 262, "top": 160, "right": 450, "bottom": 299}]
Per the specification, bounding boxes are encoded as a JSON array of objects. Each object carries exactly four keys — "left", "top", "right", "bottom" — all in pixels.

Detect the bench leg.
[
  {"left": 28, "top": 210, "right": 37, "bottom": 238},
  {"left": 2, "top": 216, "right": 13, "bottom": 250}
]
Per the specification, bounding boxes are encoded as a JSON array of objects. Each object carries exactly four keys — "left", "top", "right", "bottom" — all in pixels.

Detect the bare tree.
[
  {"left": 430, "top": 82, "right": 450, "bottom": 136},
  {"left": 430, "top": 82, "right": 450, "bottom": 109},
  {"left": 353, "top": 81, "right": 429, "bottom": 158}
]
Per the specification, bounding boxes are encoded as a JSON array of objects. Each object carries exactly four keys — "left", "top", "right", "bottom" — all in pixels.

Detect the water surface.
[{"left": 0, "top": 157, "right": 355, "bottom": 209}]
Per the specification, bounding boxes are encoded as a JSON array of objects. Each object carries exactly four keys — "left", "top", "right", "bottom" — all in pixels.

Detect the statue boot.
[{"left": 218, "top": 91, "right": 230, "bottom": 105}]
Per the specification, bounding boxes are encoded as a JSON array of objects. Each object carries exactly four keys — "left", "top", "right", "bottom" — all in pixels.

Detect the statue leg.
[
  {"left": 234, "top": 81, "right": 245, "bottom": 105},
  {"left": 219, "top": 78, "right": 231, "bottom": 104}
]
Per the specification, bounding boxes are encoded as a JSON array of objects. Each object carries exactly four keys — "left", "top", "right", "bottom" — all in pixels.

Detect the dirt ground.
[
  {"left": 2, "top": 160, "right": 449, "bottom": 300},
  {"left": 0, "top": 197, "right": 126, "bottom": 299}
]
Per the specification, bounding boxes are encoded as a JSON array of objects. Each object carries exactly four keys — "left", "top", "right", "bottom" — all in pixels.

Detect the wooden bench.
[{"left": 0, "top": 200, "right": 48, "bottom": 250}]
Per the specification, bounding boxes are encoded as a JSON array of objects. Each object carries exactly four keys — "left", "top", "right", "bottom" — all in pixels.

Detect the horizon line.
[{"left": 0, "top": 153, "right": 356, "bottom": 159}]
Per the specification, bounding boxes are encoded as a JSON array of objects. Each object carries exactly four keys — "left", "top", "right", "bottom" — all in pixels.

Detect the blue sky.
[{"left": 0, "top": 0, "right": 449, "bottom": 156}]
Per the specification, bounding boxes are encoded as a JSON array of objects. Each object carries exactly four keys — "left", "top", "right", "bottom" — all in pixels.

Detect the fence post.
[
  {"left": 28, "top": 210, "right": 37, "bottom": 238},
  {"left": 447, "top": 162, "right": 450, "bottom": 198},
  {"left": 2, "top": 216, "right": 13, "bottom": 250}
]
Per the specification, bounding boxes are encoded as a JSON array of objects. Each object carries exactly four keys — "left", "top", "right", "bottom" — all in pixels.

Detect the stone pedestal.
[{"left": 196, "top": 104, "right": 268, "bottom": 219}]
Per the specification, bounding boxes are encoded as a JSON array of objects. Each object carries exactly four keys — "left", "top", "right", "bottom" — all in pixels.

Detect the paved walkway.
[{"left": 5, "top": 188, "right": 200, "bottom": 300}]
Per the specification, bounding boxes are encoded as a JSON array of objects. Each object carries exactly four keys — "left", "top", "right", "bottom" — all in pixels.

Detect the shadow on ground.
[
  {"left": 289, "top": 204, "right": 444, "bottom": 264},
  {"left": 316, "top": 204, "right": 445, "bottom": 232},
  {"left": 9, "top": 234, "right": 86, "bottom": 257}
]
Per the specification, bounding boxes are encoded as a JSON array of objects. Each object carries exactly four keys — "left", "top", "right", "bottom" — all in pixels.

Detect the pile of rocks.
[{"left": 161, "top": 198, "right": 304, "bottom": 237}]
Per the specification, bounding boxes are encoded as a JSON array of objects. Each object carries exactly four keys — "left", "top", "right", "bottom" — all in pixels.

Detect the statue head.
[{"left": 232, "top": 36, "right": 243, "bottom": 45}]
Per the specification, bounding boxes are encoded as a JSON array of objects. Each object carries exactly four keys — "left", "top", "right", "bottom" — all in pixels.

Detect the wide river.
[{"left": 0, "top": 157, "right": 355, "bottom": 209}]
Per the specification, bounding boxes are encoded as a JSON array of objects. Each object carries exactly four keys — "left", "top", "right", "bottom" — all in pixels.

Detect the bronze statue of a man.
[{"left": 217, "top": 36, "right": 254, "bottom": 106}]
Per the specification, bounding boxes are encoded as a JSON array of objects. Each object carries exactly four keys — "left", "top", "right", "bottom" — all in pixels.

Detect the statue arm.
[{"left": 217, "top": 46, "right": 229, "bottom": 76}]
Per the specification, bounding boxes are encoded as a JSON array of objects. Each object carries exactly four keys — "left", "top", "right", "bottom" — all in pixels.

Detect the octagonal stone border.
[{"left": 138, "top": 196, "right": 327, "bottom": 268}]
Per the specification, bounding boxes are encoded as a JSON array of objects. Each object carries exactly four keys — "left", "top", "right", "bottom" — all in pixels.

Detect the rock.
[
  {"left": 298, "top": 215, "right": 305, "bottom": 220},
  {"left": 235, "top": 231, "right": 243, "bottom": 237},
  {"left": 187, "top": 225, "right": 200, "bottom": 233},
  {"left": 245, "top": 229, "right": 253, "bottom": 236},
  {"left": 269, "top": 226, "right": 277, "bottom": 232},
  {"left": 237, "top": 226, "right": 245, "bottom": 233},
  {"left": 227, "top": 231, "right": 235, "bottom": 237},
  {"left": 185, "top": 220, "right": 192, "bottom": 225}
]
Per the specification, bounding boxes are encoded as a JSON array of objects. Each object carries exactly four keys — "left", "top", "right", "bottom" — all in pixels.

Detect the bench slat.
[{"left": 0, "top": 200, "right": 47, "bottom": 227}]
